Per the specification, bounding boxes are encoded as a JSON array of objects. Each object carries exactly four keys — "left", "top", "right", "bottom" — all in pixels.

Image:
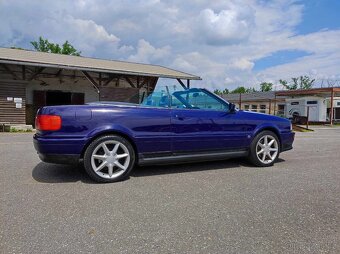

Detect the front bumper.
[{"left": 280, "top": 131, "right": 295, "bottom": 152}]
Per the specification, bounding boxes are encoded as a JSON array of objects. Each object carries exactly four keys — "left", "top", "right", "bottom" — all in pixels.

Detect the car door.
[{"left": 170, "top": 89, "right": 247, "bottom": 153}]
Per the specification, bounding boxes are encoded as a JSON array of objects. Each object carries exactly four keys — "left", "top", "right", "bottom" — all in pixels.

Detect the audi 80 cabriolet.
[{"left": 34, "top": 87, "right": 295, "bottom": 183}]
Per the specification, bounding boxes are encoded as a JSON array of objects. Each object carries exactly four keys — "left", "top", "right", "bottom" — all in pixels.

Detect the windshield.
[{"left": 141, "top": 85, "right": 228, "bottom": 111}]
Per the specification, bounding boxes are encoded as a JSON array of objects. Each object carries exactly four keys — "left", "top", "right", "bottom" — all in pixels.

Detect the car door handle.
[{"left": 175, "top": 114, "right": 185, "bottom": 120}]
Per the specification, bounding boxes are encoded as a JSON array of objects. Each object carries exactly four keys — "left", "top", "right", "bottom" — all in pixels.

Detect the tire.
[
  {"left": 248, "top": 130, "right": 280, "bottom": 167},
  {"left": 83, "top": 135, "right": 135, "bottom": 183}
]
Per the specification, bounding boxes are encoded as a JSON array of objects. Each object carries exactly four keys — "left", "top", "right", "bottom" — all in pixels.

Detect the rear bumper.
[
  {"left": 33, "top": 134, "right": 86, "bottom": 154},
  {"left": 33, "top": 134, "right": 86, "bottom": 164},
  {"left": 38, "top": 153, "right": 80, "bottom": 164},
  {"left": 280, "top": 131, "right": 295, "bottom": 152}
]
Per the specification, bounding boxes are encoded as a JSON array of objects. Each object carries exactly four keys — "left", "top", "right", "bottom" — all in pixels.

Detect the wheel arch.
[
  {"left": 80, "top": 129, "right": 138, "bottom": 160},
  {"left": 253, "top": 125, "right": 282, "bottom": 151}
]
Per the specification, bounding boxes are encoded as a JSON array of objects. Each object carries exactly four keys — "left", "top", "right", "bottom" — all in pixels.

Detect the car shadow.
[
  {"left": 32, "top": 158, "right": 286, "bottom": 183},
  {"left": 32, "top": 162, "right": 93, "bottom": 184},
  {"left": 131, "top": 158, "right": 287, "bottom": 178}
]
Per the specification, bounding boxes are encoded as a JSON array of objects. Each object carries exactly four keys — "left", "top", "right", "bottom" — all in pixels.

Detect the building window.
[
  {"left": 260, "top": 104, "right": 266, "bottom": 113},
  {"left": 307, "top": 101, "right": 318, "bottom": 105},
  {"left": 277, "top": 104, "right": 285, "bottom": 116},
  {"left": 291, "top": 102, "right": 299, "bottom": 105},
  {"left": 244, "top": 104, "right": 250, "bottom": 111},
  {"left": 337, "top": 102, "right": 340, "bottom": 106},
  {"left": 251, "top": 104, "right": 258, "bottom": 112}
]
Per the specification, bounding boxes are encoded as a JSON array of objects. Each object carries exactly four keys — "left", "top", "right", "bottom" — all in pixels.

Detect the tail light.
[{"left": 35, "top": 115, "right": 62, "bottom": 131}]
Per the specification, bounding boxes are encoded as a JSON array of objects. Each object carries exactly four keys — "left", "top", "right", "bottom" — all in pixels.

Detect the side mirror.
[{"left": 229, "top": 103, "right": 236, "bottom": 113}]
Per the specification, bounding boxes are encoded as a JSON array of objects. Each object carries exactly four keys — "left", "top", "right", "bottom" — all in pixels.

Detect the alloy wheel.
[
  {"left": 91, "top": 140, "right": 130, "bottom": 179},
  {"left": 256, "top": 135, "right": 279, "bottom": 164}
]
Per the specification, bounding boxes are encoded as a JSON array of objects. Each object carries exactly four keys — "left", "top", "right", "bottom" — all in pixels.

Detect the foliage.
[
  {"left": 214, "top": 88, "right": 229, "bottom": 95},
  {"left": 260, "top": 82, "right": 273, "bottom": 92},
  {"left": 292, "top": 76, "right": 315, "bottom": 90},
  {"left": 31, "top": 36, "right": 81, "bottom": 56},
  {"left": 279, "top": 76, "right": 315, "bottom": 90},
  {"left": 230, "top": 86, "right": 256, "bottom": 94}
]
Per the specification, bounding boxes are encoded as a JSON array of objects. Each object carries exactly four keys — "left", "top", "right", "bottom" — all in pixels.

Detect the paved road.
[{"left": 1, "top": 129, "right": 339, "bottom": 253}]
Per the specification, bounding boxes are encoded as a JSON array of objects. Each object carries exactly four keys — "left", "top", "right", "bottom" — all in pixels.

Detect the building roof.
[
  {"left": 222, "top": 91, "right": 284, "bottom": 102},
  {"left": 275, "top": 87, "right": 340, "bottom": 96},
  {"left": 0, "top": 47, "right": 201, "bottom": 80}
]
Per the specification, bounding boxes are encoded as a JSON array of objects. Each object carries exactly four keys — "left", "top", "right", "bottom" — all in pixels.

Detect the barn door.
[
  {"left": 33, "top": 90, "right": 47, "bottom": 107},
  {"left": 71, "top": 93, "right": 85, "bottom": 105}
]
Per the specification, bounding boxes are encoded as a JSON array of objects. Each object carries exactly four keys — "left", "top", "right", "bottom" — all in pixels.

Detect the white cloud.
[
  {"left": 0, "top": 0, "right": 339, "bottom": 90},
  {"left": 127, "top": 39, "right": 171, "bottom": 64},
  {"left": 197, "top": 5, "right": 254, "bottom": 45}
]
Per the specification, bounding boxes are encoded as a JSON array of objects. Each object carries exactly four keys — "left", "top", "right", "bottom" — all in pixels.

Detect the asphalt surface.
[{"left": 1, "top": 128, "right": 340, "bottom": 253}]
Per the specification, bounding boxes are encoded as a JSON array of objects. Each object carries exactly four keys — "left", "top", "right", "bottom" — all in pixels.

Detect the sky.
[{"left": 1, "top": 0, "right": 340, "bottom": 90}]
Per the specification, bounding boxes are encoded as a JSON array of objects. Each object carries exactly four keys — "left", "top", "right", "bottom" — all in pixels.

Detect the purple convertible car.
[{"left": 34, "top": 87, "right": 295, "bottom": 183}]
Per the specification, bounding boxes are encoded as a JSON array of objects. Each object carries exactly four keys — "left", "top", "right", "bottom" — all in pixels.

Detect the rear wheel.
[
  {"left": 248, "top": 131, "right": 280, "bottom": 167},
  {"left": 84, "top": 135, "right": 135, "bottom": 183}
]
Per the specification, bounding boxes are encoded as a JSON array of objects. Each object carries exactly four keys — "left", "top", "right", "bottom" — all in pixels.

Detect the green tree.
[
  {"left": 279, "top": 79, "right": 297, "bottom": 90},
  {"left": 230, "top": 86, "right": 256, "bottom": 94},
  {"left": 214, "top": 89, "right": 222, "bottom": 95},
  {"left": 260, "top": 82, "right": 273, "bottom": 92},
  {"left": 222, "top": 88, "right": 229, "bottom": 94},
  {"left": 279, "top": 76, "right": 314, "bottom": 90},
  {"left": 214, "top": 88, "right": 229, "bottom": 95},
  {"left": 31, "top": 36, "right": 81, "bottom": 56},
  {"left": 292, "top": 75, "right": 315, "bottom": 90}
]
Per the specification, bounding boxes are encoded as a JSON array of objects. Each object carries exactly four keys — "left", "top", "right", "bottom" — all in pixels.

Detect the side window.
[
  {"left": 172, "top": 90, "right": 227, "bottom": 111},
  {"left": 141, "top": 91, "right": 170, "bottom": 108}
]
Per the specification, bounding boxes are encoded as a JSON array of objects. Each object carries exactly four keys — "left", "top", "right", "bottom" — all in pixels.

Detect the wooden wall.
[
  {"left": 100, "top": 87, "right": 140, "bottom": 103},
  {"left": 0, "top": 80, "right": 27, "bottom": 124}
]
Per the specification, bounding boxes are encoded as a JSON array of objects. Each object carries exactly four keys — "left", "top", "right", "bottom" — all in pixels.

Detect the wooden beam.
[
  {"left": 82, "top": 71, "right": 100, "bottom": 93},
  {"left": 103, "top": 74, "right": 118, "bottom": 86},
  {"left": 28, "top": 67, "right": 45, "bottom": 81},
  {"left": 139, "top": 77, "right": 150, "bottom": 88},
  {"left": 176, "top": 79, "right": 186, "bottom": 89},
  {"left": 124, "top": 76, "right": 135, "bottom": 88},
  {"left": 1, "top": 64, "right": 19, "bottom": 80},
  {"left": 151, "top": 77, "right": 158, "bottom": 91},
  {"left": 239, "top": 93, "right": 242, "bottom": 109},
  {"left": 22, "top": 65, "right": 26, "bottom": 80},
  {"left": 55, "top": 69, "right": 63, "bottom": 77},
  {"left": 136, "top": 76, "right": 140, "bottom": 88},
  {"left": 187, "top": 79, "right": 190, "bottom": 89}
]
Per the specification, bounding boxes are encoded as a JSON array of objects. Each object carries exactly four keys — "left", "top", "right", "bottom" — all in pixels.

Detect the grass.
[{"left": 9, "top": 128, "right": 33, "bottom": 133}]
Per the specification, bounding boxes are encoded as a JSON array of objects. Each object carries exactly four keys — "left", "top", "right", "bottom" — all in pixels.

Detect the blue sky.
[
  {"left": 296, "top": 0, "right": 340, "bottom": 34},
  {"left": 0, "top": 0, "right": 340, "bottom": 90}
]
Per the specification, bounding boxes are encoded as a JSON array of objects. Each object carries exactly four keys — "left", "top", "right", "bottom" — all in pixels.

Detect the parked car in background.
[{"left": 34, "top": 87, "right": 295, "bottom": 183}]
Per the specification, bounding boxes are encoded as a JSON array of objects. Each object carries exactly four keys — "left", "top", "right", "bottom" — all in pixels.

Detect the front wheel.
[
  {"left": 248, "top": 131, "right": 280, "bottom": 167},
  {"left": 84, "top": 135, "right": 135, "bottom": 183}
]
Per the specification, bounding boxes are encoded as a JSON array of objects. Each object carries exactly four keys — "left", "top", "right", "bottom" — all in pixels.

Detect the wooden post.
[
  {"left": 274, "top": 94, "right": 277, "bottom": 115},
  {"left": 269, "top": 99, "right": 272, "bottom": 115},
  {"left": 239, "top": 93, "right": 242, "bottom": 109},
  {"left": 22, "top": 65, "right": 26, "bottom": 80},
  {"left": 330, "top": 88, "right": 334, "bottom": 126},
  {"left": 306, "top": 107, "right": 309, "bottom": 129}
]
